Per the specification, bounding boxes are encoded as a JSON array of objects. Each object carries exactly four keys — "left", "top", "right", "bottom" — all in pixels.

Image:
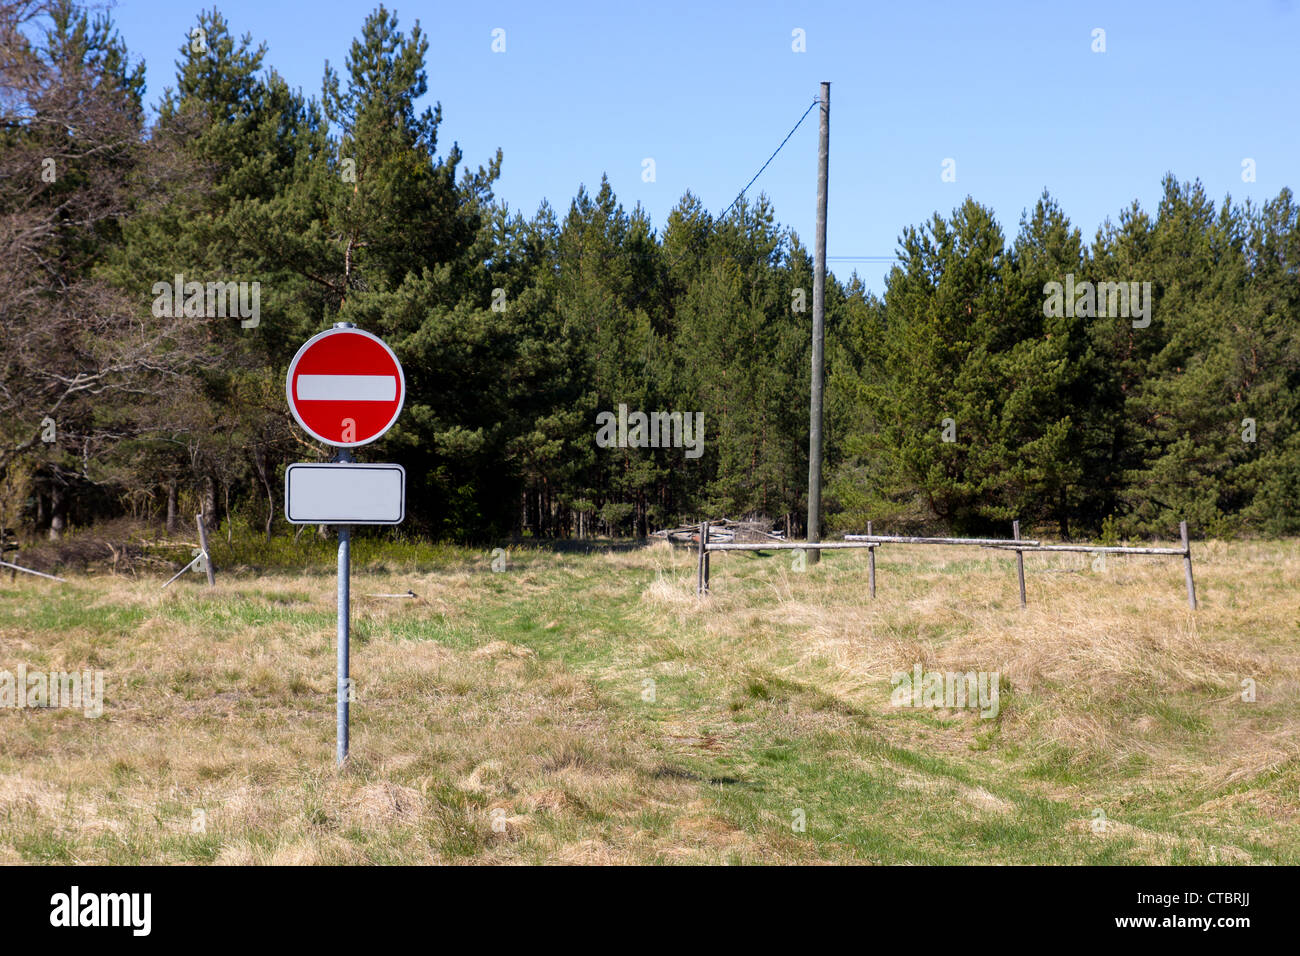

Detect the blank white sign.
[{"left": 285, "top": 463, "right": 405, "bottom": 525}]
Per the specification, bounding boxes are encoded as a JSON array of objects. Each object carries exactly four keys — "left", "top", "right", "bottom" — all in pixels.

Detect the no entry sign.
[
  {"left": 284, "top": 323, "right": 407, "bottom": 766},
  {"left": 286, "top": 326, "right": 405, "bottom": 447}
]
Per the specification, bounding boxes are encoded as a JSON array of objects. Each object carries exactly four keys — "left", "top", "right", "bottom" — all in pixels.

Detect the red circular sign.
[{"left": 286, "top": 327, "right": 405, "bottom": 447}]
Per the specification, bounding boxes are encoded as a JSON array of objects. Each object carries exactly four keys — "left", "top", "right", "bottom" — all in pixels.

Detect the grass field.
[{"left": 1, "top": 535, "right": 1296, "bottom": 864}]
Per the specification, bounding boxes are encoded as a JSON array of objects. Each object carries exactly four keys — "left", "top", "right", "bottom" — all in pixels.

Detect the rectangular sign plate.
[{"left": 285, "top": 463, "right": 405, "bottom": 525}]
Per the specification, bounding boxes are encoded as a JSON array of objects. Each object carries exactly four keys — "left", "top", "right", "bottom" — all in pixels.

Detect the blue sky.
[{"left": 104, "top": 0, "right": 1300, "bottom": 293}]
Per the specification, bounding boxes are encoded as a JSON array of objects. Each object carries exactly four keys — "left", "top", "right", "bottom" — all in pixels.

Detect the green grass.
[{"left": 0, "top": 534, "right": 1296, "bottom": 863}]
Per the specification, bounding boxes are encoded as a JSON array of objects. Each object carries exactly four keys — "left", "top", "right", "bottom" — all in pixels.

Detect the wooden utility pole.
[{"left": 807, "top": 81, "right": 830, "bottom": 564}]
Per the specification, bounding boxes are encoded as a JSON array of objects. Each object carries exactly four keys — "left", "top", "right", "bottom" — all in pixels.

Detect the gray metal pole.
[
  {"left": 867, "top": 520, "right": 876, "bottom": 599},
  {"left": 336, "top": 444, "right": 354, "bottom": 765},
  {"left": 807, "top": 81, "right": 830, "bottom": 565},
  {"left": 1013, "top": 520, "right": 1027, "bottom": 608},
  {"left": 337, "top": 525, "right": 350, "bottom": 764},
  {"left": 1181, "top": 520, "right": 1197, "bottom": 610}
]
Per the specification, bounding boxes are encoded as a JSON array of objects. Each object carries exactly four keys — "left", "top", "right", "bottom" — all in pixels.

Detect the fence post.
[
  {"left": 696, "top": 521, "right": 704, "bottom": 595},
  {"left": 703, "top": 521, "right": 711, "bottom": 594},
  {"left": 1013, "top": 520, "right": 1026, "bottom": 609},
  {"left": 1181, "top": 520, "right": 1197, "bottom": 610},
  {"left": 867, "top": 520, "right": 876, "bottom": 599},
  {"left": 697, "top": 520, "right": 709, "bottom": 596},
  {"left": 196, "top": 513, "right": 216, "bottom": 587},
  {"left": 2, "top": 528, "right": 17, "bottom": 582}
]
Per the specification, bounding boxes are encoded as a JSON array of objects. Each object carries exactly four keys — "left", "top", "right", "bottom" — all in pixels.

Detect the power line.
[
  {"left": 607, "top": 95, "right": 830, "bottom": 315},
  {"left": 656, "top": 95, "right": 823, "bottom": 278},
  {"left": 715, "top": 95, "right": 821, "bottom": 226},
  {"left": 528, "top": 97, "right": 852, "bottom": 318}
]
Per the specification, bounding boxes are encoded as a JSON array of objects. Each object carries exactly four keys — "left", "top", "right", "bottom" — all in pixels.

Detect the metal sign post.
[
  {"left": 336, "top": 450, "right": 351, "bottom": 764},
  {"left": 284, "top": 323, "right": 406, "bottom": 767},
  {"left": 335, "top": 527, "right": 350, "bottom": 762}
]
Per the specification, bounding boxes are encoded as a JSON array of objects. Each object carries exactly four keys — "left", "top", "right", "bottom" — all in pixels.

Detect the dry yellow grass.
[{"left": 0, "top": 535, "right": 1295, "bottom": 864}]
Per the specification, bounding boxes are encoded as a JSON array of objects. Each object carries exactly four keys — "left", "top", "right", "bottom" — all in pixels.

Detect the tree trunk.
[
  {"left": 202, "top": 477, "right": 217, "bottom": 530},
  {"left": 254, "top": 447, "right": 274, "bottom": 542},
  {"left": 166, "top": 479, "right": 178, "bottom": 534},
  {"left": 48, "top": 485, "right": 66, "bottom": 540},
  {"left": 264, "top": 494, "right": 274, "bottom": 542}
]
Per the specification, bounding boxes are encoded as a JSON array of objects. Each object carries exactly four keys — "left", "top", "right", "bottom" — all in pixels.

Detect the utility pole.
[{"left": 807, "top": 81, "right": 830, "bottom": 564}]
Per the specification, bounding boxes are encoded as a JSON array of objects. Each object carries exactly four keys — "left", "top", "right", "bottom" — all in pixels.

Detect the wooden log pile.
[{"left": 652, "top": 517, "right": 787, "bottom": 546}]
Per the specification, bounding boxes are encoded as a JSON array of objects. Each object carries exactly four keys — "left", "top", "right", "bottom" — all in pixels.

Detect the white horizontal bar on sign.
[
  {"left": 285, "top": 463, "right": 405, "bottom": 525},
  {"left": 296, "top": 374, "right": 397, "bottom": 402}
]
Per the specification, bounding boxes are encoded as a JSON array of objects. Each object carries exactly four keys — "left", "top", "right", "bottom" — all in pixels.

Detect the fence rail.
[
  {"left": 842, "top": 534, "right": 1043, "bottom": 548},
  {"left": 0, "top": 559, "right": 66, "bottom": 583},
  {"left": 696, "top": 520, "right": 1198, "bottom": 610}
]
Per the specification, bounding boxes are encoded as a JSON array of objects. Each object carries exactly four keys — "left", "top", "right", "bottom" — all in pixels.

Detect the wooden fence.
[{"left": 696, "top": 520, "right": 1198, "bottom": 610}]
